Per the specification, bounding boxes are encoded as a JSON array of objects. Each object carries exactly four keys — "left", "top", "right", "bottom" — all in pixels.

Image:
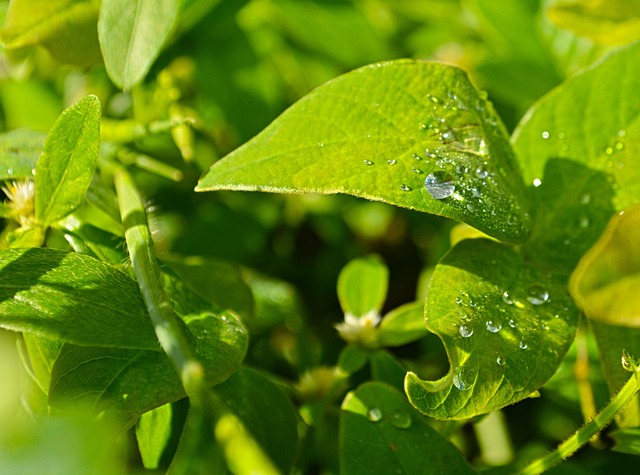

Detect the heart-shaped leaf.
[
  {"left": 405, "top": 239, "right": 579, "bottom": 419},
  {"left": 197, "top": 60, "right": 531, "bottom": 243}
]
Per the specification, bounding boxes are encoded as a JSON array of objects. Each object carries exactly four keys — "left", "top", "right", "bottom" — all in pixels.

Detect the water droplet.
[
  {"left": 578, "top": 215, "right": 589, "bottom": 228},
  {"left": 420, "top": 123, "right": 428, "bottom": 130},
  {"left": 502, "top": 291, "right": 514, "bottom": 305},
  {"left": 412, "top": 167, "right": 423, "bottom": 174},
  {"left": 440, "top": 130, "right": 456, "bottom": 143},
  {"left": 459, "top": 324, "right": 474, "bottom": 338},
  {"left": 486, "top": 320, "right": 502, "bottom": 333},
  {"left": 580, "top": 193, "right": 591, "bottom": 204},
  {"left": 425, "top": 149, "right": 436, "bottom": 159},
  {"left": 455, "top": 296, "right": 464, "bottom": 305},
  {"left": 605, "top": 146, "right": 614, "bottom": 155},
  {"left": 496, "top": 356, "right": 506, "bottom": 366},
  {"left": 7, "top": 168, "right": 13, "bottom": 175},
  {"left": 400, "top": 184, "right": 411, "bottom": 191},
  {"left": 508, "top": 319, "right": 518, "bottom": 328},
  {"left": 453, "top": 367, "right": 471, "bottom": 391},
  {"left": 541, "top": 323, "right": 549, "bottom": 331},
  {"left": 387, "top": 159, "right": 397, "bottom": 165},
  {"left": 31, "top": 168, "right": 36, "bottom": 176},
  {"left": 615, "top": 141, "right": 624, "bottom": 151},
  {"left": 425, "top": 172, "right": 455, "bottom": 199},
  {"left": 390, "top": 412, "right": 412, "bottom": 429},
  {"left": 519, "top": 340, "right": 528, "bottom": 350},
  {"left": 318, "top": 142, "right": 324, "bottom": 147},
  {"left": 221, "top": 315, "right": 229, "bottom": 323},
  {"left": 618, "top": 129, "right": 626, "bottom": 137},
  {"left": 364, "top": 160, "right": 374, "bottom": 166},
  {"left": 527, "top": 285, "right": 549, "bottom": 305},
  {"left": 412, "top": 153, "right": 421, "bottom": 161},
  {"left": 367, "top": 408, "right": 383, "bottom": 422},
  {"left": 557, "top": 132, "right": 566, "bottom": 140},
  {"left": 533, "top": 178, "right": 542, "bottom": 187},
  {"left": 476, "top": 167, "right": 488, "bottom": 179},
  {"left": 541, "top": 131, "right": 550, "bottom": 139},
  {"left": 427, "top": 94, "right": 439, "bottom": 104}
]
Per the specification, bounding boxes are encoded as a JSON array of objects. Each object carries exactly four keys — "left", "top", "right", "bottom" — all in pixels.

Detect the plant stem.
[
  {"left": 114, "top": 168, "right": 203, "bottom": 394},
  {"left": 518, "top": 370, "right": 640, "bottom": 475}
]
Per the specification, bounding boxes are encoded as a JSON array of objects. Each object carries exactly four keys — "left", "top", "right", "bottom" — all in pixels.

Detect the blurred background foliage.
[{"left": 1, "top": 0, "right": 638, "bottom": 472}]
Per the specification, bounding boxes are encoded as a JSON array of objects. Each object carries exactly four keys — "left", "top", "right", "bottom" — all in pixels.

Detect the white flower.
[
  {"left": 2, "top": 180, "right": 36, "bottom": 227},
  {"left": 335, "top": 309, "right": 381, "bottom": 347}
]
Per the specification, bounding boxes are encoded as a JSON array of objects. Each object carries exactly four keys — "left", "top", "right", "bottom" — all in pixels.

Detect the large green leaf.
[
  {"left": 135, "top": 403, "right": 173, "bottom": 469},
  {"left": 197, "top": 60, "right": 532, "bottom": 244},
  {"left": 340, "top": 382, "right": 476, "bottom": 475},
  {"left": 405, "top": 239, "right": 579, "bottom": 419},
  {"left": 0, "top": 0, "right": 101, "bottom": 66},
  {"left": 0, "top": 247, "right": 157, "bottom": 350},
  {"left": 35, "top": 95, "right": 101, "bottom": 227},
  {"left": 513, "top": 42, "right": 640, "bottom": 274},
  {"left": 98, "top": 0, "right": 180, "bottom": 90},
  {"left": 0, "top": 129, "right": 45, "bottom": 180},
  {"left": 570, "top": 205, "right": 640, "bottom": 326}
]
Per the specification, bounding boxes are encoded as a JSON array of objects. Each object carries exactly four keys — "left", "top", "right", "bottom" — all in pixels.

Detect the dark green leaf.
[
  {"left": 338, "top": 255, "right": 388, "bottom": 318},
  {"left": 340, "top": 382, "right": 476, "bottom": 475},
  {"left": 405, "top": 239, "right": 579, "bottom": 419},
  {"left": 35, "top": 95, "right": 101, "bottom": 227},
  {"left": 136, "top": 403, "right": 173, "bottom": 469},
  {"left": 215, "top": 368, "right": 298, "bottom": 474},
  {"left": 513, "top": 42, "right": 640, "bottom": 273},
  {"left": 570, "top": 205, "right": 640, "bottom": 326},
  {"left": 611, "top": 427, "right": 640, "bottom": 455},
  {"left": 338, "top": 344, "right": 369, "bottom": 375},
  {"left": 0, "top": 129, "right": 44, "bottom": 180},
  {"left": 0, "top": 248, "right": 157, "bottom": 350},
  {"left": 0, "top": 0, "right": 101, "bottom": 66},
  {"left": 377, "top": 301, "right": 428, "bottom": 347},
  {"left": 197, "top": 60, "right": 532, "bottom": 243},
  {"left": 98, "top": 0, "right": 180, "bottom": 90},
  {"left": 370, "top": 350, "right": 407, "bottom": 392}
]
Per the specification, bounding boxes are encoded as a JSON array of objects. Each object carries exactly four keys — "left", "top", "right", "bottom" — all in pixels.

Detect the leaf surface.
[
  {"left": 340, "top": 382, "right": 477, "bottom": 475},
  {"left": 35, "top": 95, "right": 101, "bottom": 227},
  {"left": 197, "top": 60, "right": 531, "bottom": 243},
  {"left": 405, "top": 239, "right": 579, "bottom": 419},
  {"left": 0, "top": 129, "right": 45, "bottom": 180},
  {"left": 513, "top": 42, "right": 640, "bottom": 273},
  {"left": 338, "top": 255, "right": 388, "bottom": 318},
  {"left": 98, "top": 0, "right": 180, "bottom": 90},
  {"left": 136, "top": 403, "right": 173, "bottom": 469}
]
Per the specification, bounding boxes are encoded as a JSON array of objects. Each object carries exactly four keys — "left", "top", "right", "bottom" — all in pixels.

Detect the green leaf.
[
  {"left": 214, "top": 368, "right": 298, "bottom": 474},
  {"left": 197, "top": 60, "right": 532, "bottom": 244},
  {"left": 338, "top": 255, "right": 388, "bottom": 318},
  {"left": 611, "top": 427, "right": 640, "bottom": 455},
  {"left": 0, "top": 0, "right": 101, "bottom": 66},
  {"left": 405, "top": 239, "right": 579, "bottom": 419},
  {"left": 98, "top": 0, "right": 180, "bottom": 90},
  {"left": 340, "top": 382, "right": 477, "bottom": 475},
  {"left": 0, "top": 247, "right": 158, "bottom": 350},
  {"left": 570, "top": 205, "right": 640, "bottom": 326},
  {"left": 136, "top": 403, "right": 173, "bottom": 470},
  {"left": 547, "top": 0, "right": 640, "bottom": 46},
  {"left": 377, "top": 301, "right": 429, "bottom": 347},
  {"left": 338, "top": 344, "right": 369, "bottom": 375},
  {"left": 513, "top": 42, "right": 640, "bottom": 273},
  {"left": 0, "top": 129, "right": 45, "bottom": 180},
  {"left": 369, "top": 350, "right": 408, "bottom": 392},
  {"left": 35, "top": 95, "right": 101, "bottom": 227}
]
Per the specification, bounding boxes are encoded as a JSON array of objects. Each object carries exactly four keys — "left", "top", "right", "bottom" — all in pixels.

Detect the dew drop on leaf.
[
  {"left": 476, "top": 167, "right": 488, "bottom": 179},
  {"left": 367, "top": 408, "right": 383, "bottom": 422},
  {"left": 508, "top": 319, "right": 518, "bottom": 328},
  {"left": 387, "top": 159, "right": 397, "bottom": 165},
  {"left": 363, "top": 159, "right": 374, "bottom": 166},
  {"left": 526, "top": 285, "right": 549, "bottom": 305},
  {"left": 453, "top": 367, "right": 471, "bottom": 391},
  {"left": 424, "top": 172, "right": 455, "bottom": 199},
  {"left": 459, "top": 324, "right": 474, "bottom": 338},
  {"left": 486, "top": 320, "right": 502, "bottom": 333},
  {"left": 502, "top": 291, "right": 514, "bottom": 305},
  {"left": 519, "top": 340, "right": 528, "bottom": 350},
  {"left": 400, "top": 184, "right": 411, "bottom": 191},
  {"left": 496, "top": 356, "right": 506, "bottom": 366},
  {"left": 390, "top": 412, "right": 412, "bottom": 429},
  {"left": 541, "top": 131, "right": 550, "bottom": 139}
]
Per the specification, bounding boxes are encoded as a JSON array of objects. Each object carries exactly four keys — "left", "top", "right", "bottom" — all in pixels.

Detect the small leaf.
[
  {"left": 35, "top": 95, "right": 101, "bottom": 227},
  {"left": 377, "top": 301, "right": 429, "bottom": 347},
  {"left": 0, "top": 0, "right": 101, "bottom": 66},
  {"left": 369, "top": 350, "right": 408, "bottom": 392},
  {"left": 98, "top": 0, "right": 180, "bottom": 90},
  {"left": 338, "top": 255, "right": 388, "bottom": 318},
  {"left": 0, "top": 129, "right": 45, "bottom": 180},
  {"left": 197, "top": 60, "right": 532, "bottom": 244},
  {"left": 570, "top": 205, "right": 640, "bottom": 326},
  {"left": 405, "top": 239, "right": 579, "bottom": 419},
  {"left": 547, "top": 0, "right": 640, "bottom": 46},
  {"left": 513, "top": 42, "right": 640, "bottom": 273},
  {"left": 340, "top": 382, "right": 477, "bottom": 475},
  {"left": 0, "top": 248, "right": 157, "bottom": 350},
  {"left": 611, "top": 427, "right": 640, "bottom": 455},
  {"left": 214, "top": 368, "right": 298, "bottom": 474},
  {"left": 338, "top": 344, "right": 369, "bottom": 375},
  {"left": 136, "top": 403, "right": 173, "bottom": 470}
]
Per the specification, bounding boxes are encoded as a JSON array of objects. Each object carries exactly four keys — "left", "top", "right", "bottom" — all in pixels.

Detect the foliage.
[{"left": 0, "top": 0, "right": 639, "bottom": 474}]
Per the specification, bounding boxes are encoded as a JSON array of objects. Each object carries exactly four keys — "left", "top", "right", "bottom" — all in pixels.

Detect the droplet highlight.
[
  {"left": 486, "top": 320, "right": 502, "bottom": 333},
  {"left": 453, "top": 367, "right": 472, "bottom": 391},
  {"left": 459, "top": 324, "right": 474, "bottom": 338},
  {"left": 390, "top": 412, "right": 412, "bottom": 429},
  {"left": 424, "top": 172, "right": 455, "bottom": 200},
  {"left": 367, "top": 408, "right": 383, "bottom": 422},
  {"left": 527, "top": 286, "right": 549, "bottom": 305}
]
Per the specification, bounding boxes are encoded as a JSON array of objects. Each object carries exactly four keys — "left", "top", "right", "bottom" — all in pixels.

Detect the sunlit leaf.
[
  {"left": 197, "top": 60, "right": 532, "bottom": 243},
  {"left": 338, "top": 255, "right": 388, "bottom": 318},
  {"left": 405, "top": 239, "right": 579, "bottom": 419},
  {"left": 136, "top": 403, "right": 173, "bottom": 469}
]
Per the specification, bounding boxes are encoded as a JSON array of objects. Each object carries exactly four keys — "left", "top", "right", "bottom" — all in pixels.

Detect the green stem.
[
  {"left": 518, "top": 370, "right": 640, "bottom": 475},
  {"left": 114, "top": 168, "right": 203, "bottom": 394}
]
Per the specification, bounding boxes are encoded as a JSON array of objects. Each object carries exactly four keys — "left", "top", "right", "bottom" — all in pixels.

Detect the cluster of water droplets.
[{"left": 366, "top": 407, "right": 412, "bottom": 429}]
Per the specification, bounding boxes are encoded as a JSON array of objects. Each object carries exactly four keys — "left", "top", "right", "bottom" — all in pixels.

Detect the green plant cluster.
[{"left": 1, "top": 1, "right": 640, "bottom": 474}]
